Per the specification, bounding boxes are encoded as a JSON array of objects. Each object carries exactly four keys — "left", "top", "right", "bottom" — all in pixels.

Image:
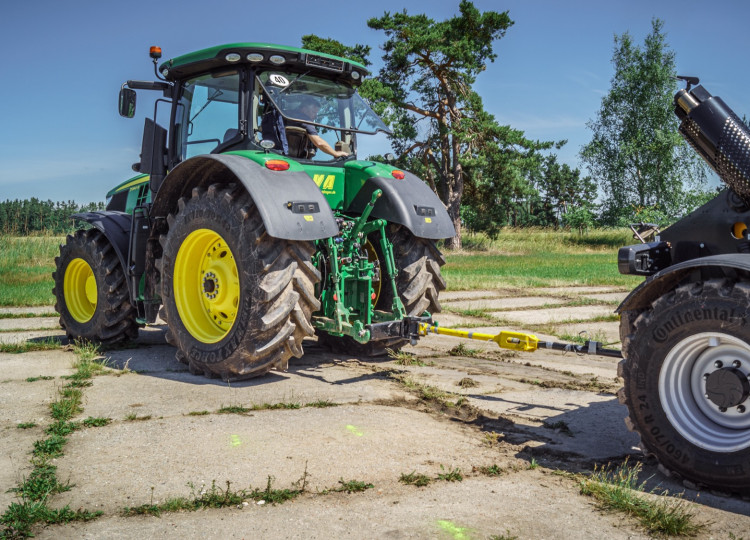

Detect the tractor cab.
[{"left": 119, "top": 43, "right": 389, "bottom": 173}]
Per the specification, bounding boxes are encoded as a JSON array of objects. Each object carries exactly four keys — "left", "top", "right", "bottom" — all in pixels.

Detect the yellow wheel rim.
[
  {"left": 364, "top": 240, "right": 382, "bottom": 304},
  {"left": 64, "top": 258, "right": 97, "bottom": 323},
  {"left": 174, "top": 229, "right": 239, "bottom": 344}
]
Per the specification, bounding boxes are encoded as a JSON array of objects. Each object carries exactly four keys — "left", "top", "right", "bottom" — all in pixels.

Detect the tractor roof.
[{"left": 159, "top": 42, "right": 368, "bottom": 83}]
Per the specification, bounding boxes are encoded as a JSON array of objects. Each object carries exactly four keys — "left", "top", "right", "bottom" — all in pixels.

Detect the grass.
[
  {"left": 81, "top": 416, "right": 111, "bottom": 428},
  {"left": 124, "top": 413, "right": 152, "bottom": 422},
  {"left": 123, "top": 474, "right": 310, "bottom": 517},
  {"left": 478, "top": 464, "right": 504, "bottom": 476},
  {"left": 0, "top": 235, "right": 60, "bottom": 306},
  {"left": 217, "top": 405, "right": 251, "bottom": 414},
  {"left": 25, "top": 376, "right": 55, "bottom": 382},
  {"left": 443, "top": 228, "right": 640, "bottom": 290},
  {"left": 305, "top": 400, "right": 338, "bottom": 408},
  {"left": 437, "top": 466, "right": 463, "bottom": 482},
  {"left": 328, "top": 479, "right": 374, "bottom": 494},
  {"left": 448, "top": 343, "right": 481, "bottom": 358},
  {"left": 216, "top": 401, "right": 336, "bottom": 415},
  {"left": 387, "top": 348, "right": 425, "bottom": 366},
  {"left": 0, "top": 312, "right": 58, "bottom": 319},
  {"left": 0, "top": 228, "right": 637, "bottom": 308},
  {"left": 123, "top": 480, "right": 252, "bottom": 517},
  {"left": 558, "top": 330, "right": 610, "bottom": 346},
  {"left": 579, "top": 460, "right": 704, "bottom": 536},
  {"left": 399, "top": 471, "right": 432, "bottom": 487},
  {"left": 1, "top": 341, "right": 106, "bottom": 537},
  {"left": 456, "top": 377, "right": 478, "bottom": 388},
  {"left": 0, "top": 338, "right": 62, "bottom": 354},
  {"left": 251, "top": 402, "right": 301, "bottom": 411}
]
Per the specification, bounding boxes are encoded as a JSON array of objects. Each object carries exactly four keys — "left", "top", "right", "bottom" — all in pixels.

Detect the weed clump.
[
  {"left": 579, "top": 459, "right": 704, "bottom": 536},
  {"left": 399, "top": 471, "right": 431, "bottom": 487}
]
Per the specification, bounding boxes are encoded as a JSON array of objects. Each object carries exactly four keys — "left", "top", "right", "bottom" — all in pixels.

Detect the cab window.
[{"left": 177, "top": 71, "right": 240, "bottom": 160}]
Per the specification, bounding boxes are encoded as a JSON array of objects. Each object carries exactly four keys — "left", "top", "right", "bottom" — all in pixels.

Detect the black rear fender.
[
  {"left": 71, "top": 211, "right": 132, "bottom": 302},
  {"left": 346, "top": 171, "right": 455, "bottom": 239},
  {"left": 151, "top": 154, "right": 338, "bottom": 241}
]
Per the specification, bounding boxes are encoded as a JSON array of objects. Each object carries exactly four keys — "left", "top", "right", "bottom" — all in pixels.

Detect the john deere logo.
[{"left": 313, "top": 174, "right": 336, "bottom": 194}]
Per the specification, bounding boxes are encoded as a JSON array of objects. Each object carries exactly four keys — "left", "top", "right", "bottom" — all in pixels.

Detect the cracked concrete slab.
[
  {"left": 0, "top": 306, "right": 56, "bottom": 315},
  {"left": 579, "top": 291, "right": 629, "bottom": 303},
  {"left": 0, "top": 317, "right": 60, "bottom": 331},
  {"left": 4, "top": 292, "right": 749, "bottom": 539},
  {"left": 496, "top": 305, "right": 616, "bottom": 325},
  {"left": 443, "top": 296, "right": 566, "bottom": 311}
]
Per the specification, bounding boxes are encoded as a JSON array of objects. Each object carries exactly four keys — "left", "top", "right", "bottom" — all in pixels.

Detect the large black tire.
[
  {"left": 317, "top": 223, "right": 446, "bottom": 356},
  {"left": 53, "top": 228, "right": 138, "bottom": 345},
  {"left": 158, "top": 184, "right": 319, "bottom": 380},
  {"left": 619, "top": 279, "right": 750, "bottom": 495}
]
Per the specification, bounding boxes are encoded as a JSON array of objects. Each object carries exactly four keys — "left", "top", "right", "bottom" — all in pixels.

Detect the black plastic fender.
[
  {"left": 151, "top": 154, "right": 338, "bottom": 241},
  {"left": 72, "top": 211, "right": 131, "bottom": 279},
  {"left": 346, "top": 171, "right": 455, "bottom": 239},
  {"left": 617, "top": 254, "right": 750, "bottom": 313}
]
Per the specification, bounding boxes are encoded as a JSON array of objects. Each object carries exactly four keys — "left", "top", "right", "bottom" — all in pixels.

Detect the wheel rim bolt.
[
  {"left": 719, "top": 406, "right": 728, "bottom": 413},
  {"left": 703, "top": 373, "right": 710, "bottom": 380},
  {"left": 733, "top": 360, "right": 742, "bottom": 369},
  {"left": 715, "top": 360, "right": 724, "bottom": 368},
  {"left": 738, "top": 405, "right": 746, "bottom": 413}
]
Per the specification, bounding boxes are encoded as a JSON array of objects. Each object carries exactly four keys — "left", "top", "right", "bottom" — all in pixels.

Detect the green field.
[
  {"left": 0, "top": 235, "right": 61, "bottom": 306},
  {"left": 444, "top": 228, "right": 642, "bottom": 289},
  {"left": 0, "top": 229, "right": 640, "bottom": 306}
]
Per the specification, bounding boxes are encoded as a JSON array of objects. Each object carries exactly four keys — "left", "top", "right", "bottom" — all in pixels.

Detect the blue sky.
[{"left": 1, "top": 0, "right": 748, "bottom": 204}]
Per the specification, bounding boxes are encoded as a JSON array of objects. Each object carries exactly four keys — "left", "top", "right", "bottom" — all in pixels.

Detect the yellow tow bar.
[{"left": 417, "top": 322, "right": 622, "bottom": 358}]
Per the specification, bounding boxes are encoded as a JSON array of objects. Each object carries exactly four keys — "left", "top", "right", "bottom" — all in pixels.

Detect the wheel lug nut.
[
  {"left": 703, "top": 373, "right": 710, "bottom": 380},
  {"left": 714, "top": 360, "right": 724, "bottom": 368},
  {"left": 733, "top": 360, "right": 742, "bottom": 369},
  {"left": 738, "top": 405, "right": 746, "bottom": 413},
  {"left": 719, "top": 406, "right": 728, "bottom": 413}
]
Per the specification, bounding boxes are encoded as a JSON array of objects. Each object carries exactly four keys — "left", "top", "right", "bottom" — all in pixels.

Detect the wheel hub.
[
  {"left": 705, "top": 366, "right": 750, "bottom": 410},
  {"left": 202, "top": 272, "right": 219, "bottom": 299},
  {"left": 173, "top": 229, "right": 239, "bottom": 344},
  {"left": 660, "top": 332, "right": 750, "bottom": 452}
]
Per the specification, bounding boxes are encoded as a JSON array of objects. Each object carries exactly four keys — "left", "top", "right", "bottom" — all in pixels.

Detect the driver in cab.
[{"left": 287, "top": 96, "right": 349, "bottom": 159}]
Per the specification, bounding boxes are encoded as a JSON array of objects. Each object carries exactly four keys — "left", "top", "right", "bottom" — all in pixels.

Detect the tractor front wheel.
[
  {"left": 53, "top": 229, "right": 138, "bottom": 344},
  {"left": 159, "top": 184, "right": 319, "bottom": 380},
  {"left": 619, "top": 279, "right": 750, "bottom": 495}
]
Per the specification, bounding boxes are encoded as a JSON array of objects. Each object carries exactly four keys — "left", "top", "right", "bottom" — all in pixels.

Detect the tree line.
[{"left": 0, "top": 199, "right": 105, "bottom": 235}]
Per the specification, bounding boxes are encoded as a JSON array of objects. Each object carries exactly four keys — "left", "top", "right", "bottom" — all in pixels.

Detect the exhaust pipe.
[{"left": 674, "top": 78, "right": 750, "bottom": 204}]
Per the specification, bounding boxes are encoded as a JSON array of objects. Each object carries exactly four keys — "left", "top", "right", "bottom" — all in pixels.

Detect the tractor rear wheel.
[
  {"left": 619, "top": 279, "right": 750, "bottom": 495},
  {"left": 159, "top": 184, "right": 319, "bottom": 380},
  {"left": 53, "top": 229, "right": 138, "bottom": 344},
  {"left": 317, "top": 224, "right": 446, "bottom": 356}
]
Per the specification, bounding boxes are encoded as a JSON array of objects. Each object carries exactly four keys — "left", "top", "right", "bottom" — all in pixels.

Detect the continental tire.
[
  {"left": 53, "top": 228, "right": 138, "bottom": 344},
  {"left": 159, "top": 184, "right": 319, "bottom": 380},
  {"left": 317, "top": 223, "right": 446, "bottom": 356},
  {"left": 619, "top": 279, "right": 750, "bottom": 495}
]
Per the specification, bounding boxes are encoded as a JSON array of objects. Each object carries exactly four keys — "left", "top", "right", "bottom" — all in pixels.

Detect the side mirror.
[{"left": 119, "top": 87, "right": 137, "bottom": 118}]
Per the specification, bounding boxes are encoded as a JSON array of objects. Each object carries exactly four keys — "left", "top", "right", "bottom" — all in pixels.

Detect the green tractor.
[{"left": 53, "top": 43, "right": 453, "bottom": 379}]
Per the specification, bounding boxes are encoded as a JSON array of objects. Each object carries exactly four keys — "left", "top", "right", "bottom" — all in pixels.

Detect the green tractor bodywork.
[{"left": 56, "top": 42, "right": 453, "bottom": 379}]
